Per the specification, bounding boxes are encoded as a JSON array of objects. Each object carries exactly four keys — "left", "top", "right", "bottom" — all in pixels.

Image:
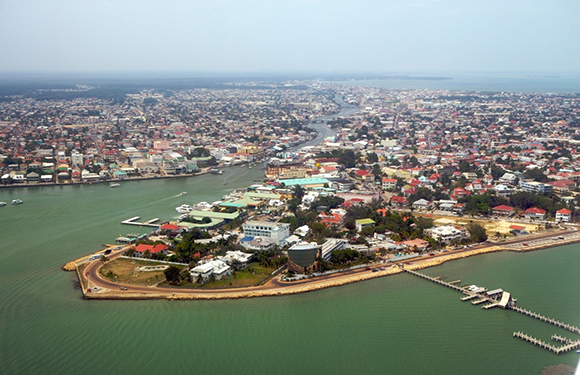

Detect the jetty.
[
  {"left": 513, "top": 332, "right": 580, "bottom": 355},
  {"left": 121, "top": 216, "right": 161, "bottom": 227},
  {"left": 402, "top": 266, "right": 580, "bottom": 355}
]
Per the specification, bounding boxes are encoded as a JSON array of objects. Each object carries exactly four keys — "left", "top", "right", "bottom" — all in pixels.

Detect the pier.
[
  {"left": 402, "top": 266, "right": 580, "bottom": 355},
  {"left": 513, "top": 332, "right": 580, "bottom": 355},
  {"left": 510, "top": 306, "right": 580, "bottom": 335},
  {"left": 121, "top": 216, "right": 161, "bottom": 227}
]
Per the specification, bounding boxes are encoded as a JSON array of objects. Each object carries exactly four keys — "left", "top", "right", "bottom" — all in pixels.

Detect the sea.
[
  {"left": 1, "top": 166, "right": 579, "bottom": 374},
  {"left": 332, "top": 73, "right": 580, "bottom": 94}
]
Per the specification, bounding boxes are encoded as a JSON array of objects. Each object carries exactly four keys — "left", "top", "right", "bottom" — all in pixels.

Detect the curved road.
[{"left": 82, "top": 226, "right": 576, "bottom": 298}]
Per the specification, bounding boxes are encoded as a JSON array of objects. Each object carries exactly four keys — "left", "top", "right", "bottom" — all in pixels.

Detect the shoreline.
[{"left": 77, "top": 229, "right": 580, "bottom": 301}]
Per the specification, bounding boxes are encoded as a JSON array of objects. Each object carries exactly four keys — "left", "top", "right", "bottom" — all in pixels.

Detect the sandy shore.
[{"left": 79, "top": 229, "right": 580, "bottom": 301}]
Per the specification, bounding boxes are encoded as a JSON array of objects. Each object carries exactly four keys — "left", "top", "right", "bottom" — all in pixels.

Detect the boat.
[
  {"left": 175, "top": 204, "right": 194, "bottom": 213},
  {"left": 178, "top": 191, "right": 187, "bottom": 196},
  {"left": 0, "top": 202, "right": 6, "bottom": 206},
  {"left": 110, "top": 183, "right": 121, "bottom": 188},
  {"left": 11, "top": 199, "right": 23, "bottom": 205}
]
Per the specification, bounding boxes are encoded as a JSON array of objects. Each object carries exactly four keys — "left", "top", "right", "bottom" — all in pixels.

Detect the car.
[
  {"left": 429, "top": 253, "right": 435, "bottom": 256},
  {"left": 365, "top": 267, "right": 371, "bottom": 270},
  {"left": 372, "top": 269, "right": 379, "bottom": 273},
  {"left": 523, "top": 243, "right": 529, "bottom": 246},
  {"left": 120, "top": 286, "right": 128, "bottom": 291}
]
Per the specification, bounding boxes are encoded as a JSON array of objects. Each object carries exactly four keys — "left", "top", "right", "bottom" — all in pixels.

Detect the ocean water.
[
  {"left": 0, "top": 166, "right": 579, "bottom": 374},
  {"left": 333, "top": 74, "right": 580, "bottom": 93}
]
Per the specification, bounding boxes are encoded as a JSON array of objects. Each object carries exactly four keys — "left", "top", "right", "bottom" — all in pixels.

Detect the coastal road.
[{"left": 81, "top": 226, "right": 577, "bottom": 298}]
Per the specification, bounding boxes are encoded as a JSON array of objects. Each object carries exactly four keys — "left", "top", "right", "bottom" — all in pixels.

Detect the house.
[
  {"left": 555, "top": 208, "right": 572, "bottom": 223},
  {"left": 425, "top": 225, "right": 468, "bottom": 244},
  {"left": 547, "top": 180, "right": 576, "bottom": 193},
  {"left": 330, "top": 179, "right": 354, "bottom": 191},
  {"left": 499, "top": 172, "right": 518, "bottom": 185},
  {"left": 493, "top": 205, "right": 514, "bottom": 216},
  {"left": 509, "top": 225, "right": 526, "bottom": 234},
  {"left": 355, "top": 218, "right": 376, "bottom": 232},
  {"left": 391, "top": 195, "right": 408, "bottom": 207},
  {"left": 133, "top": 243, "right": 169, "bottom": 258},
  {"left": 412, "top": 198, "right": 432, "bottom": 210},
  {"left": 524, "top": 207, "right": 546, "bottom": 220},
  {"left": 294, "top": 225, "right": 311, "bottom": 237},
  {"left": 220, "top": 251, "right": 253, "bottom": 269},
  {"left": 401, "top": 238, "right": 429, "bottom": 251},
  {"left": 493, "top": 184, "right": 512, "bottom": 197},
  {"left": 319, "top": 212, "right": 344, "bottom": 227},
  {"left": 190, "top": 259, "right": 231, "bottom": 280},
  {"left": 382, "top": 177, "right": 397, "bottom": 190}
]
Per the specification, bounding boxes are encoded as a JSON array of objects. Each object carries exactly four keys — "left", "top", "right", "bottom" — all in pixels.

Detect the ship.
[{"left": 110, "top": 182, "right": 121, "bottom": 188}]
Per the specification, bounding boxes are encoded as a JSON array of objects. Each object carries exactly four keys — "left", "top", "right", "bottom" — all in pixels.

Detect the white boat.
[
  {"left": 0, "top": 202, "right": 6, "bottom": 206},
  {"left": 110, "top": 183, "right": 121, "bottom": 188},
  {"left": 11, "top": 199, "right": 23, "bottom": 205},
  {"left": 178, "top": 191, "right": 187, "bottom": 196},
  {"left": 175, "top": 204, "right": 194, "bottom": 213}
]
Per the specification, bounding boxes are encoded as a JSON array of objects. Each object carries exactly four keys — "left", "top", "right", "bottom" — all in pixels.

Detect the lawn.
[
  {"left": 170, "top": 262, "right": 276, "bottom": 289},
  {"left": 99, "top": 258, "right": 182, "bottom": 286}
]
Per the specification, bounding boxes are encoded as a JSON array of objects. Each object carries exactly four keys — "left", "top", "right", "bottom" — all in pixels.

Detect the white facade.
[
  {"left": 190, "top": 260, "right": 231, "bottom": 280},
  {"left": 426, "top": 225, "right": 468, "bottom": 244},
  {"left": 243, "top": 220, "right": 290, "bottom": 244},
  {"left": 71, "top": 152, "right": 84, "bottom": 167}
]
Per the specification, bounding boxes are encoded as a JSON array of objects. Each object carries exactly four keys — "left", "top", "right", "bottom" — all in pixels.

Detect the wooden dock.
[
  {"left": 121, "top": 216, "right": 161, "bottom": 227},
  {"left": 513, "top": 332, "right": 580, "bottom": 355},
  {"left": 510, "top": 306, "right": 580, "bottom": 335},
  {"left": 402, "top": 268, "right": 464, "bottom": 292}
]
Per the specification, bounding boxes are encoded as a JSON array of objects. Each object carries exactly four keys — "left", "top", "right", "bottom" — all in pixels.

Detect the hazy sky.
[{"left": 0, "top": 0, "right": 578, "bottom": 74}]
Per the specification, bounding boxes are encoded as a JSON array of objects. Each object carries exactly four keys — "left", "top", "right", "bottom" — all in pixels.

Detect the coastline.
[{"left": 76, "top": 229, "right": 580, "bottom": 301}]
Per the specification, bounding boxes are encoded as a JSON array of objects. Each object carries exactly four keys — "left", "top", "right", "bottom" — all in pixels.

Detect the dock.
[
  {"left": 510, "top": 306, "right": 580, "bottom": 335},
  {"left": 121, "top": 216, "right": 161, "bottom": 227},
  {"left": 402, "top": 266, "right": 580, "bottom": 355},
  {"left": 513, "top": 332, "right": 580, "bottom": 355}
]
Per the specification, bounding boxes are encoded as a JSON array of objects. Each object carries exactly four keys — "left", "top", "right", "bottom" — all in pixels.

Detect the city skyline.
[{"left": 0, "top": 0, "right": 578, "bottom": 74}]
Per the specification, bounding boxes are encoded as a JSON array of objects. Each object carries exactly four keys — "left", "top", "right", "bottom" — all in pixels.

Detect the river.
[{"left": 0, "top": 163, "right": 579, "bottom": 374}]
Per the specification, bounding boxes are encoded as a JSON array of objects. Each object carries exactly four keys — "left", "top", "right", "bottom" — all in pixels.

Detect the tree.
[
  {"left": 467, "top": 223, "right": 488, "bottom": 243},
  {"left": 164, "top": 266, "right": 181, "bottom": 285}
]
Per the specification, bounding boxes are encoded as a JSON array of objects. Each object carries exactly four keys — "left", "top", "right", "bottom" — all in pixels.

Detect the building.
[
  {"left": 133, "top": 243, "right": 168, "bottom": 258},
  {"left": 190, "top": 259, "right": 231, "bottom": 280},
  {"left": 320, "top": 239, "right": 347, "bottom": 261},
  {"left": 555, "top": 208, "right": 572, "bottom": 223},
  {"left": 425, "top": 225, "right": 468, "bottom": 244},
  {"left": 382, "top": 177, "right": 397, "bottom": 190},
  {"left": 412, "top": 198, "right": 432, "bottom": 210},
  {"left": 287, "top": 241, "right": 320, "bottom": 274},
  {"left": 242, "top": 221, "right": 290, "bottom": 245},
  {"left": 519, "top": 180, "right": 553, "bottom": 194},
  {"left": 220, "top": 251, "right": 253, "bottom": 269},
  {"left": 524, "top": 207, "right": 546, "bottom": 220},
  {"left": 493, "top": 205, "right": 514, "bottom": 216},
  {"left": 355, "top": 218, "right": 375, "bottom": 232}
]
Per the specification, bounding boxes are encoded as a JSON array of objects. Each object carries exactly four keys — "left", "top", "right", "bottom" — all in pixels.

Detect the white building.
[
  {"left": 425, "top": 225, "right": 468, "bottom": 244},
  {"left": 519, "top": 180, "right": 552, "bottom": 194},
  {"left": 555, "top": 208, "right": 572, "bottom": 223},
  {"left": 71, "top": 152, "right": 83, "bottom": 167},
  {"left": 190, "top": 260, "right": 231, "bottom": 281},
  {"left": 242, "top": 221, "right": 290, "bottom": 245},
  {"left": 220, "top": 251, "right": 253, "bottom": 269}
]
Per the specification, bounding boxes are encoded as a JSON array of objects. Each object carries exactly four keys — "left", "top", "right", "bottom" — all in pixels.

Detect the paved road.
[{"left": 82, "top": 226, "right": 576, "bottom": 298}]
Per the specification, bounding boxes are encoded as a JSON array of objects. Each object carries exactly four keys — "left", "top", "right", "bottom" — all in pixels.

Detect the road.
[{"left": 81, "top": 226, "right": 577, "bottom": 298}]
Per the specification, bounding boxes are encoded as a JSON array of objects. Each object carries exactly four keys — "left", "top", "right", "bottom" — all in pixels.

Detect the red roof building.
[
  {"left": 524, "top": 207, "right": 546, "bottom": 220},
  {"left": 134, "top": 244, "right": 169, "bottom": 257},
  {"left": 493, "top": 205, "right": 514, "bottom": 216}
]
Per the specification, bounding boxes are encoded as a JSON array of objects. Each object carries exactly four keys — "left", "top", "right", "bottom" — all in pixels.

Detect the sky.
[{"left": 0, "top": 0, "right": 578, "bottom": 74}]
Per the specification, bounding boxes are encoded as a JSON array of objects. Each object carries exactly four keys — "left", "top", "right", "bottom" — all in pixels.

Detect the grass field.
[
  {"left": 171, "top": 262, "right": 276, "bottom": 289},
  {"left": 99, "top": 258, "right": 181, "bottom": 286},
  {"left": 416, "top": 213, "right": 543, "bottom": 237}
]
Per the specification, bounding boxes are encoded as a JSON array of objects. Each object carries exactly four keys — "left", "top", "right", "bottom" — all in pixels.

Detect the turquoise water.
[{"left": 0, "top": 167, "right": 579, "bottom": 374}]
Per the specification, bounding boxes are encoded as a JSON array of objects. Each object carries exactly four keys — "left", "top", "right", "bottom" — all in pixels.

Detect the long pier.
[
  {"left": 121, "top": 216, "right": 161, "bottom": 227},
  {"left": 510, "top": 306, "right": 580, "bottom": 335},
  {"left": 513, "top": 332, "right": 580, "bottom": 355},
  {"left": 403, "top": 267, "right": 580, "bottom": 355},
  {"left": 402, "top": 268, "right": 465, "bottom": 292}
]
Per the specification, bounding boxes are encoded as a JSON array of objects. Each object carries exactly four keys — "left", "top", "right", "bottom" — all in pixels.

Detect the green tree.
[
  {"left": 164, "top": 266, "right": 181, "bottom": 285},
  {"left": 467, "top": 223, "right": 488, "bottom": 243}
]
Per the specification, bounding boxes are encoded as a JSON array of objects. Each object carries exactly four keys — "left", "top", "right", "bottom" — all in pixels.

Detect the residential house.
[{"left": 555, "top": 208, "right": 572, "bottom": 223}]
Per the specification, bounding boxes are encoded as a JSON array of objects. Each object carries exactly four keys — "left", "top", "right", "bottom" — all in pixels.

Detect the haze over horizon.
[{"left": 0, "top": 0, "right": 578, "bottom": 75}]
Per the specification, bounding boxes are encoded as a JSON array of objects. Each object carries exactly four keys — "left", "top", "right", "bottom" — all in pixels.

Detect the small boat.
[
  {"left": 0, "top": 202, "right": 6, "bottom": 206},
  {"left": 12, "top": 199, "right": 23, "bottom": 205},
  {"left": 178, "top": 191, "right": 187, "bottom": 196},
  {"left": 110, "top": 183, "right": 121, "bottom": 188},
  {"left": 176, "top": 204, "right": 194, "bottom": 213}
]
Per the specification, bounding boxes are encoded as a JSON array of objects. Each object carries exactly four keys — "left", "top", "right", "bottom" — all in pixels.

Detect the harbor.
[{"left": 402, "top": 266, "right": 580, "bottom": 355}]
